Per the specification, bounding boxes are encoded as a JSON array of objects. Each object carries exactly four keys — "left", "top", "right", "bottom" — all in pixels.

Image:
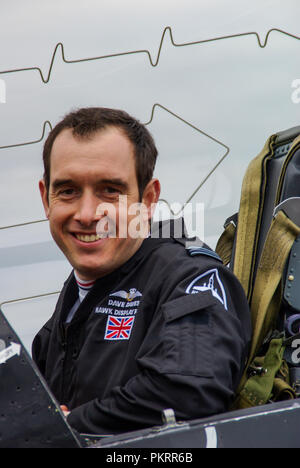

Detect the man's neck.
[{"left": 74, "top": 270, "right": 97, "bottom": 283}]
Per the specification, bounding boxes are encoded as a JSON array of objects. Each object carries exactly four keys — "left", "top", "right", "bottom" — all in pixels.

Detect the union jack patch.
[{"left": 104, "top": 316, "right": 135, "bottom": 341}]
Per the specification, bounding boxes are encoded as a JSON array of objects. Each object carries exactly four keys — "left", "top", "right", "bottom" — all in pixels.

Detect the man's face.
[{"left": 39, "top": 126, "right": 160, "bottom": 280}]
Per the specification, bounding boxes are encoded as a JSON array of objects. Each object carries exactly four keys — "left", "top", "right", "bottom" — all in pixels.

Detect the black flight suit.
[{"left": 32, "top": 227, "right": 251, "bottom": 435}]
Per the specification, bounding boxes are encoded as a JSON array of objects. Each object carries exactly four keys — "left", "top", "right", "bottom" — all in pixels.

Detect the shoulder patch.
[
  {"left": 186, "top": 268, "right": 228, "bottom": 310},
  {"left": 186, "top": 246, "right": 222, "bottom": 263}
]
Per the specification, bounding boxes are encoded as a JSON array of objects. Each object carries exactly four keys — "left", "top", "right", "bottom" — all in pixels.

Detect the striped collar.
[{"left": 74, "top": 272, "right": 96, "bottom": 302}]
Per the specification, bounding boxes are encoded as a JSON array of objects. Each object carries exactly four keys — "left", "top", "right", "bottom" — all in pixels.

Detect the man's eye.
[
  {"left": 103, "top": 187, "right": 121, "bottom": 195},
  {"left": 58, "top": 188, "right": 75, "bottom": 197}
]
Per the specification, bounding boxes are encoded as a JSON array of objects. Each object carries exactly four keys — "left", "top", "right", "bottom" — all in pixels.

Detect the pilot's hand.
[{"left": 60, "top": 405, "right": 70, "bottom": 417}]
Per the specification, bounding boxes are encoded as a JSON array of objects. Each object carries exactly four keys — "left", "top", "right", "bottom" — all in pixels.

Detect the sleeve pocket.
[{"left": 160, "top": 291, "right": 218, "bottom": 377}]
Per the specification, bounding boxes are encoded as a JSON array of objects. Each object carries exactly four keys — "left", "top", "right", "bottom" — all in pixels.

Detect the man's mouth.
[{"left": 74, "top": 233, "right": 102, "bottom": 243}]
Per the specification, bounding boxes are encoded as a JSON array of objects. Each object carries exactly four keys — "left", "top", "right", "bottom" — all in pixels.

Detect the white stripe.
[{"left": 205, "top": 426, "right": 218, "bottom": 448}]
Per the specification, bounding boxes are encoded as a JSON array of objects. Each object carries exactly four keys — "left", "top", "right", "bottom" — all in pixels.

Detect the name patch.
[{"left": 94, "top": 288, "right": 142, "bottom": 341}]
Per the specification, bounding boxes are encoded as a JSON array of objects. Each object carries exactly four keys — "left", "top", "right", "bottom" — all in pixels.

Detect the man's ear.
[
  {"left": 142, "top": 178, "right": 161, "bottom": 220},
  {"left": 39, "top": 179, "right": 50, "bottom": 218}
]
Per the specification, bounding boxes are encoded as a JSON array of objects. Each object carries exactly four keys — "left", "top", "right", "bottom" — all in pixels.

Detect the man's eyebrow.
[
  {"left": 51, "top": 179, "right": 74, "bottom": 191},
  {"left": 99, "top": 178, "right": 129, "bottom": 190},
  {"left": 51, "top": 178, "right": 129, "bottom": 190}
]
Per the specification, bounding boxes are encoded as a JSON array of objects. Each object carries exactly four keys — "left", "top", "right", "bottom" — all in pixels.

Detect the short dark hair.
[{"left": 43, "top": 107, "right": 158, "bottom": 199}]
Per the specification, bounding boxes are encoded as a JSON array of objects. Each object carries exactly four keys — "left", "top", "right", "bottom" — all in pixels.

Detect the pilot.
[{"left": 32, "top": 107, "right": 251, "bottom": 435}]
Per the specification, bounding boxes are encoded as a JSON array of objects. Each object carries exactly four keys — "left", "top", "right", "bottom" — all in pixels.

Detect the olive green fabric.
[
  {"left": 215, "top": 221, "right": 236, "bottom": 267},
  {"left": 249, "top": 211, "right": 300, "bottom": 361},
  {"left": 233, "top": 338, "right": 295, "bottom": 409},
  {"left": 232, "top": 135, "right": 275, "bottom": 300},
  {"left": 233, "top": 212, "right": 300, "bottom": 409},
  {"left": 216, "top": 132, "right": 300, "bottom": 410}
]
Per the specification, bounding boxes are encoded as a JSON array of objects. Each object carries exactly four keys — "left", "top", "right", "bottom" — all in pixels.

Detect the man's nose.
[{"left": 73, "top": 192, "right": 100, "bottom": 226}]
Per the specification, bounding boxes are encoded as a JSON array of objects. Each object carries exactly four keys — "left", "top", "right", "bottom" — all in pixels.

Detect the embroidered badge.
[
  {"left": 185, "top": 269, "right": 228, "bottom": 310},
  {"left": 109, "top": 288, "right": 142, "bottom": 302},
  {"left": 104, "top": 316, "right": 135, "bottom": 340},
  {"left": 94, "top": 288, "right": 142, "bottom": 317}
]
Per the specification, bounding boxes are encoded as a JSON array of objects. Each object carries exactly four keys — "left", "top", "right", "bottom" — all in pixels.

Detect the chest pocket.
[{"left": 160, "top": 291, "right": 220, "bottom": 377}]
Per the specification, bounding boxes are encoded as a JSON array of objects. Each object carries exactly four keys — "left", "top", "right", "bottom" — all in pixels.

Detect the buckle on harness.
[
  {"left": 274, "top": 197, "right": 300, "bottom": 227},
  {"left": 224, "top": 213, "right": 238, "bottom": 230},
  {"left": 247, "top": 365, "right": 268, "bottom": 378}
]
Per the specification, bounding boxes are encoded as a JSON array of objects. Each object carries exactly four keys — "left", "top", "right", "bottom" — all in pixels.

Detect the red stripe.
[{"left": 76, "top": 279, "right": 95, "bottom": 288}]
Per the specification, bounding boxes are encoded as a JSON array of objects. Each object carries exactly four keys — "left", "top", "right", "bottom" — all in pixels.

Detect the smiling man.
[
  {"left": 32, "top": 107, "right": 251, "bottom": 435},
  {"left": 39, "top": 116, "right": 158, "bottom": 281}
]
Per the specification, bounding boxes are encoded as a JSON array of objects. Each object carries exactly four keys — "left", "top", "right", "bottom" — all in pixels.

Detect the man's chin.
[
  {"left": 65, "top": 252, "right": 112, "bottom": 281},
  {"left": 63, "top": 236, "right": 144, "bottom": 280},
  {"left": 73, "top": 263, "right": 110, "bottom": 281}
]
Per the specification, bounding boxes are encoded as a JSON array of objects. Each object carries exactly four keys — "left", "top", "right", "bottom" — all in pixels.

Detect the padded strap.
[
  {"left": 215, "top": 217, "right": 237, "bottom": 266},
  {"left": 234, "top": 210, "right": 300, "bottom": 409},
  {"left": 233, "top": 135, "right": 276, "bottom": 298},
  {"left": 250, "top": 210, "right": 300, "bottom": 362}
]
